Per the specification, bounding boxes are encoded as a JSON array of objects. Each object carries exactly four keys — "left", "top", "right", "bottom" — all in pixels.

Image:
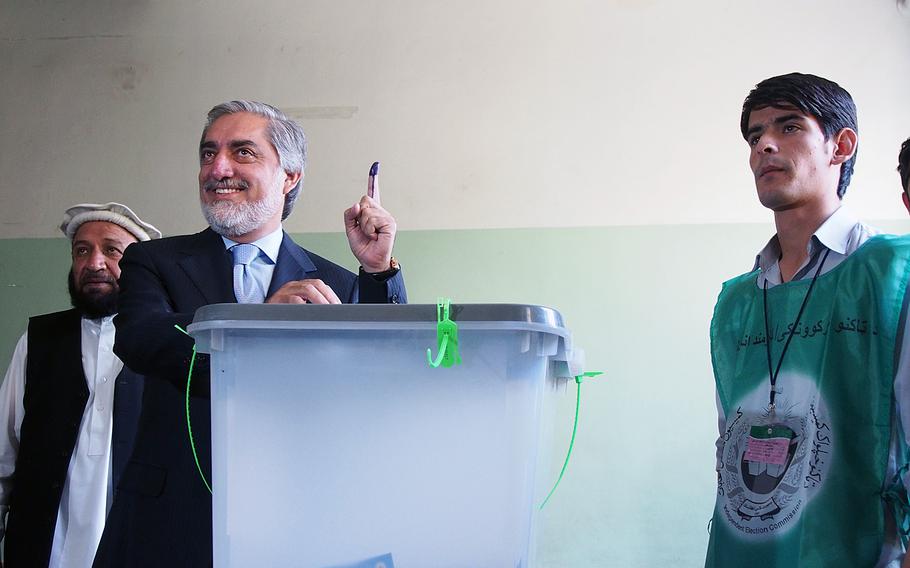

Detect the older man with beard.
[
  {"left": 0, "top": 202, "right": 160, "bottom": 567},
  {"left": 93, "top": 101, "right": 406, "bottom": 567}
]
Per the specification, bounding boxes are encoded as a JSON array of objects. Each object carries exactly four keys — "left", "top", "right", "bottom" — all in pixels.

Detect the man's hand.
[
  {"left": 265, "top": 279, "right": 341, "bottom": 304},
  {"left": 344, "top": 184, "right": 396, "bottom": 274}
]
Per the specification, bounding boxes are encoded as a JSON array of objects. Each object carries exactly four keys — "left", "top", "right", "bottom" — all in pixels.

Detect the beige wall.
[{"left": 1, "top": 0, "right": 909, "bottom": 239}]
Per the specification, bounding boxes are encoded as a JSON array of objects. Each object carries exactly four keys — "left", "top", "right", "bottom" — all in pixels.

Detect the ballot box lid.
[{"left": 189, "top": 303, "right": 567, "bottom": 335}]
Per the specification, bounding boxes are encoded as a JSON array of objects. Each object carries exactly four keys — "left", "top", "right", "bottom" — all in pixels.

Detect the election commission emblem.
[{"left": 717, "top": 374, "right": 832, "bottom": 538}]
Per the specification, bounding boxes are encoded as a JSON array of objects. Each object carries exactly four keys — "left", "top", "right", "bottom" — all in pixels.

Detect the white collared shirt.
[
  {"left": 0, "top": 315, "right": 123, "bottom": 567},
  {"left": 752, "top": 206, "right": 878, "bottom": 287}
]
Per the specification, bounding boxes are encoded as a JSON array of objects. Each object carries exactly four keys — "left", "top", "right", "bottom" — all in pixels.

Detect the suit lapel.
[
  {"left": 267, "top": 232, "right": 317, "bottom": 297},
  {"left": 177, "top": 228, "right": 235, "bottom": 304}
]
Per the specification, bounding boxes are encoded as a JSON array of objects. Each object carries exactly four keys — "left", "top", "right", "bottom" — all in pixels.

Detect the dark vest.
[{"left": 5, "top": 309, "right": 143, "bottom": 567}]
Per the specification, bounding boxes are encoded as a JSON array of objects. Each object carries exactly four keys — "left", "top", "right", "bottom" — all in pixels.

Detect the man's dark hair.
[
  {"left": 740, "top": 73, "right": 858, "bottom": 199},
  {"left": 68, "top": 270, "right": 118, "bottom": 319},
  {"left": 899, "top": 137, "right": 910, "bottom": 193}
]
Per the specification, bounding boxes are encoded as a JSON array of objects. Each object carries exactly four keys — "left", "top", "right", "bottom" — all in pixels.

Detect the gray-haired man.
[{"left": 94, "top": 101, "right": 406, "bottom": 566}]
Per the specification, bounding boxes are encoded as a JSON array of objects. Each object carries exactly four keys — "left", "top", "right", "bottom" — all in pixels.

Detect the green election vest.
[{"left": 706, "top": 235, "right": 910, "bottom": 568}]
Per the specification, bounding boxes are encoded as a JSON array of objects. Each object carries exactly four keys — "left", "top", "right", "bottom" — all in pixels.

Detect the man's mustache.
[
  {"left": 80, "top": 273, "right": 116, "bottom": 287},
  {"left": 203, "top": 179, "right": 249, "bottom": 192}
]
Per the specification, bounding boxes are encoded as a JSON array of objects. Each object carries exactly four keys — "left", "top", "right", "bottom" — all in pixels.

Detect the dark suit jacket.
[{"left": 93, "top": 228, "right": 405, "bottom": 567}]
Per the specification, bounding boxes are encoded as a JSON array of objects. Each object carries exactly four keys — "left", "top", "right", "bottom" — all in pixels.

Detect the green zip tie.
[
  {"left": 427, "top": 298, "right": 461, "bottom": 368},
  {"left": 175, "top": 324, "right": 213, "bottom": 494},
  {"left": 538, "top": 371, "right": 603, "bottom": 510}
]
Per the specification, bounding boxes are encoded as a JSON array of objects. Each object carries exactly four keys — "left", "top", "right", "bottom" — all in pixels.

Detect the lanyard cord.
[{"left": 762, "top": 248, "right": 831, "bottom": 411}]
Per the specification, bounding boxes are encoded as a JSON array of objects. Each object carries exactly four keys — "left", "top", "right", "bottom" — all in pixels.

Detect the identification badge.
[{"left": 744, "top": 425, "right": 795, "bottom": 466}]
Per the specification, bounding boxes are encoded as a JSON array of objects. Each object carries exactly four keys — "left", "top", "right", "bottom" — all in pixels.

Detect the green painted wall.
[{"left": 2, "top": 220, "right": 909, "bottom": 566}]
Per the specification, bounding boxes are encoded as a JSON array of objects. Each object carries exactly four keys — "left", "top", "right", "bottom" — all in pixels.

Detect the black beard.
[{"left": 68, "top": 270, "right": 119, "bottom": 319}]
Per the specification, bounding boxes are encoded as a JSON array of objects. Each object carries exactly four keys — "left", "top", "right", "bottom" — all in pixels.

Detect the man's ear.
[
  {"left": 283, "top": 171, "right": 302, "bottom": 195},
  {"left": 902, "top": 191, "right": 910, "bottom": 215},
  {"left": 831, "top": 128, "right": 858, "bottom": 166}
]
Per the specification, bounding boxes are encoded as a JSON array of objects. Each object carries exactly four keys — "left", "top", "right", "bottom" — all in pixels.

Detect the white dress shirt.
[{"left": 0, "top": 315, "right": 123, "bottom": 567}]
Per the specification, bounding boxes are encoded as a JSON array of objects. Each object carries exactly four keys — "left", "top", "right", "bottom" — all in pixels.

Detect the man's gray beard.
[{"left": 201, "top": 189, "right": 284, "bottom": 237}]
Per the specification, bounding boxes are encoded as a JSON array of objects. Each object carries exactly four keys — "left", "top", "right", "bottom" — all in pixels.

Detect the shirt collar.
[
  {"left": 81, "top": 314, "right": 116, "bottom": 327},
  {"left": 812, "top": 206, "right": 859, "bottom": 256},
  {"left": 752, "top": 206, "right": 858, "bottom": 272},
  {"left": 221, "top": 226, "right": 283, "bottom": 264}
]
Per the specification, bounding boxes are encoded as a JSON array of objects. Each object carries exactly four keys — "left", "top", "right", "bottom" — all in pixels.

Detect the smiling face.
[
  {"left": 69, "top": 220, "right": 137, "bottom": 318},
  {"left": 198, "top": 112, "right": 301, "bottom": 241},
  {"left": 744, "top": 106, "right": 855, "bottom": 214}
]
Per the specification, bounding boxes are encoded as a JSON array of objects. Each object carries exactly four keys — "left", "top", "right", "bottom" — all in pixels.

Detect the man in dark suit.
[{"left": 93, "top": 101, "right": 405, "bottom": 566}]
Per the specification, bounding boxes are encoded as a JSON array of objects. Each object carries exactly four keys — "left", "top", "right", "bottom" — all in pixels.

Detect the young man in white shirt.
[{"left": 707, "top": 73, "right": 910, "bottom": 568}]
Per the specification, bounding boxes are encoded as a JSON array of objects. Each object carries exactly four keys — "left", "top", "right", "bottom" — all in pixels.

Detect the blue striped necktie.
[{"left": 231, "top": 244, "right": 262, "bottom": 304}]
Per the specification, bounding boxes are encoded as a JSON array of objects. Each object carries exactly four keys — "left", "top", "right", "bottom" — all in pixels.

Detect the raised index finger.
[{"left": 368, "top": 161, "right": 381, "bottom": 205}]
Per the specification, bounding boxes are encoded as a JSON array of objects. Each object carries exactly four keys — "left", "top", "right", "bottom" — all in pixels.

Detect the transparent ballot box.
[{"left": 188, "top": 303, "right": 581, "bottom": 568}]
